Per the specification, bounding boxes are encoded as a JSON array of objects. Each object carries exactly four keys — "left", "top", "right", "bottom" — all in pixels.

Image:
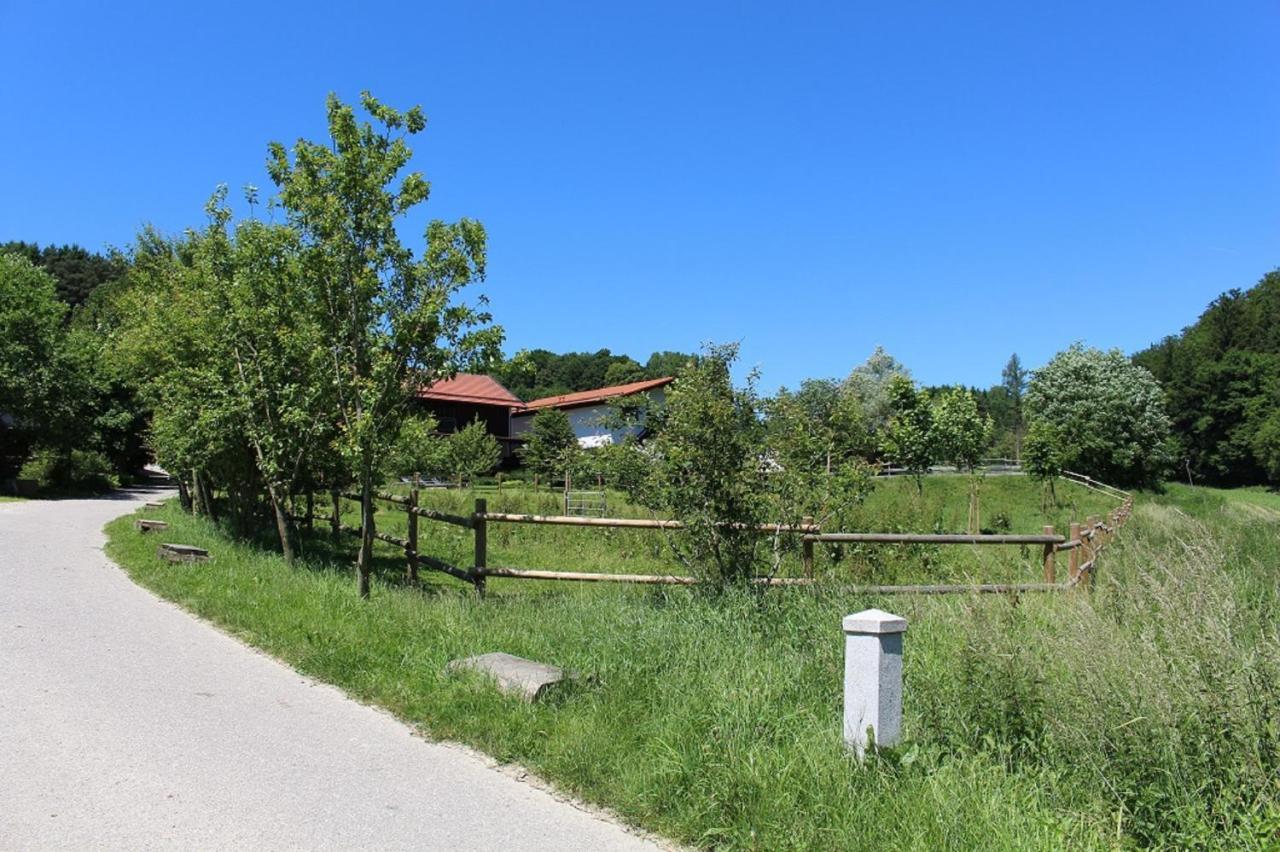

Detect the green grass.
[
  {"left": 104, "top": 478, "right": 1280, "bottom": 849},
  {"left": 0, "top": 495, "right": 27, "bottom": 503}
]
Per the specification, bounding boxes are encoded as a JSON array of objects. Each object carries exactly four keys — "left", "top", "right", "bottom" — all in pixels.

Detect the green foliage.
[
  {"left": 266, "top": 91, "right": 501, "bottom": 590},
  {"left": 445, "top": 418, "right": 502, "bottom": 485},
  {"left": 384, "top": 415, "right": 447, "bottom": 481},
  {"left": 0, "top": 253, "right": 67, "bottom": 479},
  {"left": 1026, "top": 344, "right": 1173, "bottom": 488},
  {"left": 518, "top": 408, "right": 578, "bottom": 481},
  {"left": 842, "top": 345, "right": 912, "bottom": 436},
  {"left": 932, "top": 387, "right": 992, "bottom": 472},
  {"left": 1250, "top": 410, "right": 1280, "bottom": 486},
  {"left": 882, "top": 375, "right": 935, "bottom": 491},
  {"left": 620, "top": 344, "right": 773, "bottom": 585},
  {"left": 1134, "top": 269, "right": 1280, "bottom": 486},
  {"left": 19, "top": 447, "right": 115, "bottom": 492},
  {"left": 0, "top": 240, "right": 124, "bottom": 308},
  {"left": 1022, "top": 419, "right": 1064, "bottom": 484},
  {"left": 490, "top": 347, "right": 694, "bottom": 402}
]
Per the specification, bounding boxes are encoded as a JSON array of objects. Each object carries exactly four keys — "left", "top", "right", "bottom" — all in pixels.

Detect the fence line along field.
[{"left": 280, "top": 473, "right": 1130, "bottom": 596}]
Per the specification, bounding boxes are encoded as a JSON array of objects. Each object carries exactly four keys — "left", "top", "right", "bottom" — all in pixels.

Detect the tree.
[
  {"left": 619, "top": 344, "right": 772, "bottom": 586},
  {"left": 932, "top": 388, "right": 992, "bottom": 472},
  {"left": 267, "top": 92, "right": 501, "bottom": 597},
  {"left": 842, "top": 346, "right": 911, "bottom": 437},
  {"left": 0, "top": 253, "right": 67, "bottom": 481},
  {"left": 644, "top": 350, "right": 696, "bottom": 380},
  {"left": 519, "top": 408, "right": 578, "bottom": 483},
  {"left": 1251, "top": 410, "right": 1280, "bottom": 488},
  {"left": 384, "top": 415, "right": 448, "bottom": 481},
  {"left": 1001, "top": 353, "right": 1028, "bottom": 459},
  {"left": 881, "top": 375, "right": 934, "bottom": 493},
  {"left": 1026, "top": 344, "right": 1173, "bottom": 488},
  {"left": 0, "top": 241, "right": 124, "bottom": 309},
  {"left": 445, "top": 418, "right": 501, "bottom": 486},
  {"left": 1022, "top": 418, "right": 1065, "bottom": 507},
  {"left": 603, "top": 358, "right": 645, "bottom": 387}
]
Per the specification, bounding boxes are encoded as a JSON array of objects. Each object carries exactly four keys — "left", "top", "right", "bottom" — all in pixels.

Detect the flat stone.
[
  {"left": 446, "top": 652, "right": 574, "bottom": 702},
  {"left": 158, "top": 543, "right": 210, "bottom": 564},
  {"left": 144, "top": 501, "right": 165, "bottom": 508},
  {"left": 135, "top": 519, "right": 169, "bottom": 532},
  {"left": 842, "top": 608, "right": 908, "bottom": 635}
]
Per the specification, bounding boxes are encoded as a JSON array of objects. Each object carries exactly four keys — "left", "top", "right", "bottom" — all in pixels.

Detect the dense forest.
[
  {"left": 1134, "top": 269, "right": 1280, "bottom": 487},
  {"left": 0, "top": 241, "right": 125, "bottom": 309}
]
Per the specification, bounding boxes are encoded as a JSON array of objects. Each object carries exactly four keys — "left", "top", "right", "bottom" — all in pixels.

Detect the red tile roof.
[
  {"left": 417, "top": 374, "right": 524, "bottom": 407},
  {"left": 520, "top": 377, "right": 674, "bottom": 412}
]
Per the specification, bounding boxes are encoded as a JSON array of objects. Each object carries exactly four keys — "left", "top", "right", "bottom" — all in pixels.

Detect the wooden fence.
[{"left": 302, "top": 480, "right": 1135, "bottom": 597}]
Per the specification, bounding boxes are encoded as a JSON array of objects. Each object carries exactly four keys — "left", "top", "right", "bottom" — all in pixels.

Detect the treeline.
[
  {"left": 487, "top": 348, "right": 693, "bottom": 402},
  {"left": 1134, "top": 269, "right": 1280, "bottom": 487}
]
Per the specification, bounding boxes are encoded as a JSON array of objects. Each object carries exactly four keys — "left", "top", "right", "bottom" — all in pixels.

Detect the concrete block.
[
  {"left": 158, "top": 543, "right": 210, "bottom": 563},
  {"left": 135, "top": 519, "right": 169, "bottom": 533},
  {"left": 446, "top": 652, "right": 574, "bottom": 702},
  {"left": 843, "top": 608, "right": 906, "bottom": 755}
]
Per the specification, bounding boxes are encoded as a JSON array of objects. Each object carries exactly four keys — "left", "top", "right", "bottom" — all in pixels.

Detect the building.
[
  {"left": 510, "top": 377, "right": 674, "bottom": 448},
  {"left": 415, "top": 374, "right": 524, "bottom": 458}
]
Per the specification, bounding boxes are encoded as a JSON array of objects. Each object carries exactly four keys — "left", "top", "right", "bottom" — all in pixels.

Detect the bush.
[{"left": 19, "top": 448, "right": 117, "bottom": 492}]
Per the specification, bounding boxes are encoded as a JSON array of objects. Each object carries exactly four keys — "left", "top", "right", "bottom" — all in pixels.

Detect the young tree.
[
  {"left": 1026, "top": 344, "right": 1173, "bottom": 487},
  {"left": 267, "top": 92, "right": 502, "bottom": 596},
  {"left": 1022, "top": 418, "right": 1065, "bottom": 507},
  {"left": 881, "top": 375, "right": 935, "bottom": 493},
  {"left": 519, "top": 407, "right": 578, "bottom": 483},
  {"left": 384, "top": 415, "right": 448, "bottom": 481},
  {"left": 621, "top": 344, "right": 771, "bottom": 586},
  {"left": 932, "top": 387, "right": 992, "bottom": 472},
  {"left": 842, "top": 346, "right": 911, "bottom": 436},
  {"left": 445, "top": 418, "right": 501, "bottom": 486}
]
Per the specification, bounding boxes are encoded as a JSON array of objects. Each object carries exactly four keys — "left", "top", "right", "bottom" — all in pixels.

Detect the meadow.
[{"left": 104, "top": 476, "right": 1280, "bottom": 849}]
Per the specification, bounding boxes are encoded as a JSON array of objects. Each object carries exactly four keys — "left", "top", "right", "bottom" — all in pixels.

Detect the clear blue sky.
[{"left": 2, "top": 1, "right": 1276, "bottom": 390}]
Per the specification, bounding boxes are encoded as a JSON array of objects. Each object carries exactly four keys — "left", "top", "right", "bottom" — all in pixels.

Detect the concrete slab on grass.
[{"left": 447, "top": 652, "right": 575, "bottom": 702}]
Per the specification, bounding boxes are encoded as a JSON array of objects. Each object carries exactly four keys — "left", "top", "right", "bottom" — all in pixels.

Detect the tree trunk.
[
  {"left": 356, "top": 466, "right": 374, "bottom": 599},
  {"left": 266, "top": 483, "right": 294, "bottom": 565},
  {"left": 177, "top": 478, "right": 192, "bottom": 513}
]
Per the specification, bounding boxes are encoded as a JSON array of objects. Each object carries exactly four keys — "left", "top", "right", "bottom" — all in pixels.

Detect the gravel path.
[{"left": 0, "top": 489, "right": 659, "bottom": 851}]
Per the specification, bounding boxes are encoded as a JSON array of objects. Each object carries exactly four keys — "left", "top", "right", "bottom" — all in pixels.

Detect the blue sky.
[{"left": 1, "top": 1, "right": 1276, "bottom": 390}]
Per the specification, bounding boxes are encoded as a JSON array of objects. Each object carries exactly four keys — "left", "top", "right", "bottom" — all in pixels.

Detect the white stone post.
[{"left": 842, "top": 608, "right": 907, "bottom": 755}]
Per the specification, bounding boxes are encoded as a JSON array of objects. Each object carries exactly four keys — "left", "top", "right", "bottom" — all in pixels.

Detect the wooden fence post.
[
  {"left": 1068, "top": 521, "right": 1081, "bottom": 583},
  {"left": 407, "top": 487, "right": 419, "bottom": 584},
  {"left": 473, "top": 497, "right": 488, "bottom": 597},
  {"left": 802, "top": 516, "right": 815, "bottom": 579},
  {"left": 331, "top": 490, "right": 341, "bottom": 538},
  {"left": 1042, "top": 524, "right": 1056, "bottom": 584}
]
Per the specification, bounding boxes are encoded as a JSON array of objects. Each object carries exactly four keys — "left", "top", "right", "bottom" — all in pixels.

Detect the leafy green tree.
[
  {"left": 603, "top": 358, "right": 645, "bottom": 386},
  {"left": 267, "top": 92, "right": 501, "bottom": 596},
  {"left": 881, "top": 375, "right": 935, "bottom": 493},
  {"left": 620, "top": 344, "right": 772, "bottom": 586},
  {"left": 519, "top": 408, "right": 578, "bottom": 483},
  {"left": 0, "top": 253, "right": 67, "bottom": 480},
  {"left": 1022, "top": 418, "right": 1065, "bottom": 506},
  {"left": 1026, "top": 344, "right": 1173, "bottom": 487},
  {"left": 842, "top": 346, "right": 911, "bottom": 433},
  {"left": 932, "top": 387, "right": 992, "bottom": 472},
  {"left": 384, "top": 415, "right": 448, "bottom": 481},
  {"left": 446, "top": 418, "right": 501, "bottom": 486},
  {"left": 643, "top": 350, "right": 695, "bottom": 380}
]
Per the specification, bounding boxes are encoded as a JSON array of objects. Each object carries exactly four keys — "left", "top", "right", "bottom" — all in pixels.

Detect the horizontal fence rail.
[{"left": 312, "top": 480, "right": 1135, "bottom": 596}]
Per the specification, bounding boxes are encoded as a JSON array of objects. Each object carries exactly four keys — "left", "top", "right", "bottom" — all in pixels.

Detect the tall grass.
[{"left": 104, "top": 480, "right": 1280, "bottom": 848}]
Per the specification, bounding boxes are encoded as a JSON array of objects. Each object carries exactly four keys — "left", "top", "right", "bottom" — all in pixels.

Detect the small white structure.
[
  {"left": 842, "top": 608, "right": 907, "bottom": 755},
  {"left": 511, "top": 377, "right": 673, "bottom": 448}
]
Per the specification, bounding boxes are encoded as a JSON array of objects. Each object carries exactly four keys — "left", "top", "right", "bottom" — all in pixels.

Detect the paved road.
[{"left": 0, "top": 489, "right": 659, "bottom": 851}]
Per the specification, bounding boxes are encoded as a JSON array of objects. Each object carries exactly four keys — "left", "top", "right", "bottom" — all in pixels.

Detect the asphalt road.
[{"left": 0, "top": 488, "right": 658, "bottom": 851}]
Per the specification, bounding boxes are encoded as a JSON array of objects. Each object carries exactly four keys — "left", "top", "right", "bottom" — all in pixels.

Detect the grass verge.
[{"left": 105, "top": 481, "right": 1280, "bottom": 849}]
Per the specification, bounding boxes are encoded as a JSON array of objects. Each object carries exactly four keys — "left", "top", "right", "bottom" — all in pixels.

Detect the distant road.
[{"left": 0, "top": 489, "right": 657, "bottom": 851}]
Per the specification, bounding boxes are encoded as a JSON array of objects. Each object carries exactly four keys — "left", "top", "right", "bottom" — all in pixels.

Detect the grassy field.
[{"left": 104, "top": 477, "right": 1280, "bottom": 849}]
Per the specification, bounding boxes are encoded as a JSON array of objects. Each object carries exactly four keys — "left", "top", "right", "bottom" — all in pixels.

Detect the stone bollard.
[{"left": 843, "top": 608, "right": 907, "bottom": 756}]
